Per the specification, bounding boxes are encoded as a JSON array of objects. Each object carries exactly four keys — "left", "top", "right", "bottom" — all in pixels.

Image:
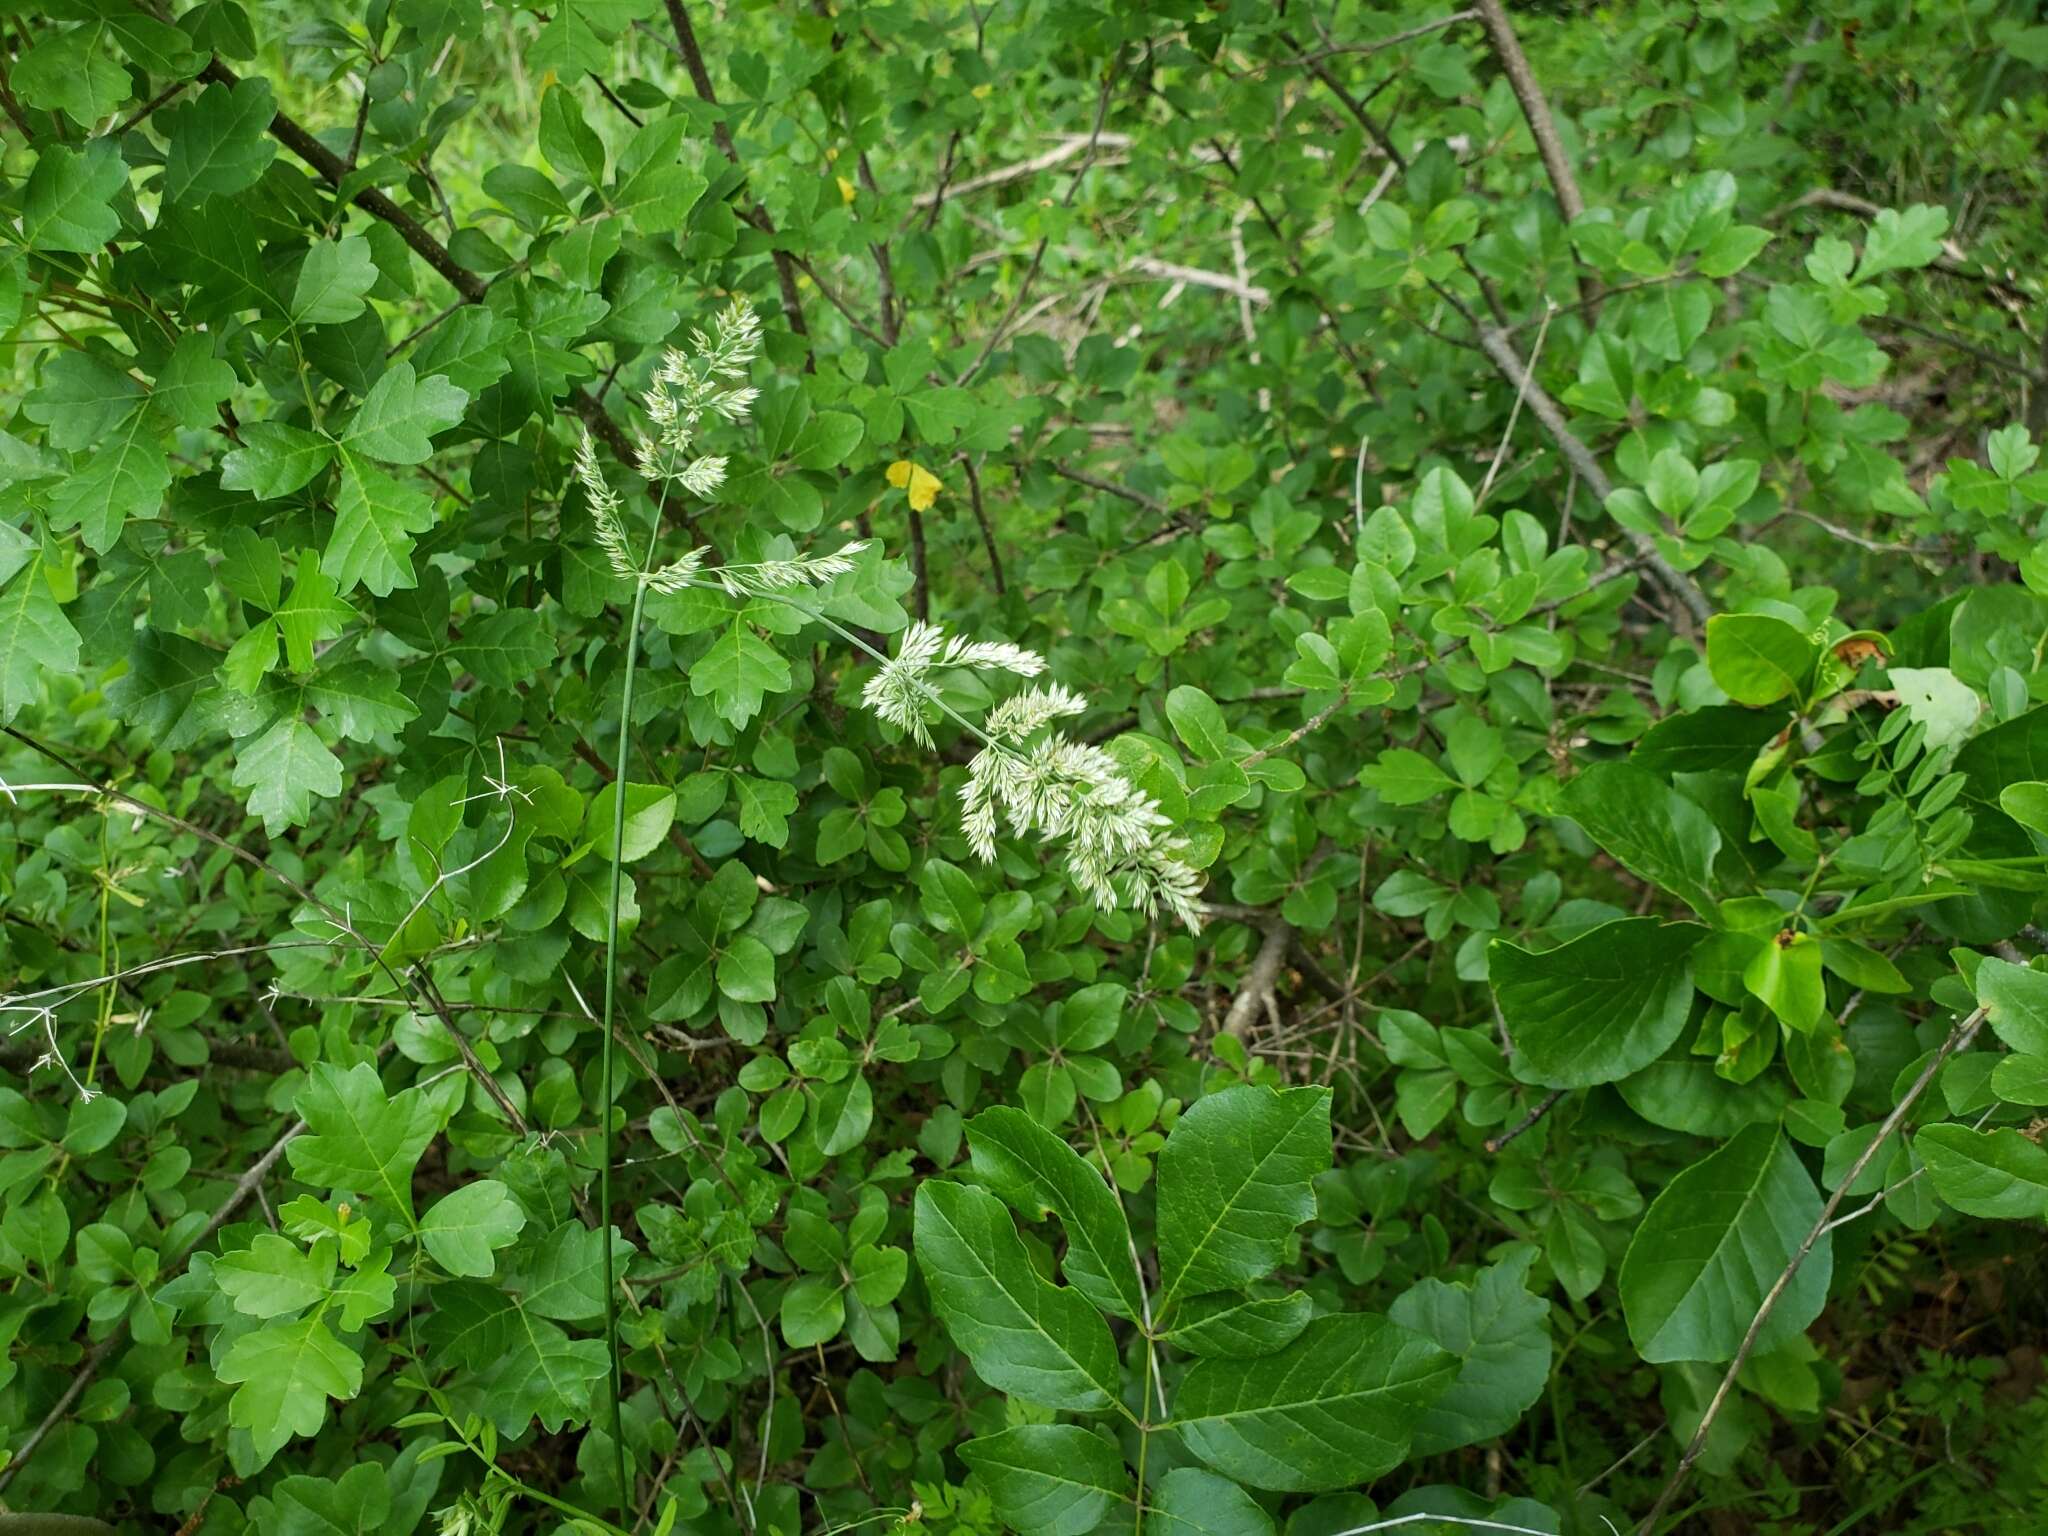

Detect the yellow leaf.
[
  {"left": 886, "top": 460, "right": 943, "bottom": 512},
  {"left": 971, "top": 83, "right": 993, "bottom": 99},
  {"left": 837, "top": 175, "right": 858, "bottom": 205}
]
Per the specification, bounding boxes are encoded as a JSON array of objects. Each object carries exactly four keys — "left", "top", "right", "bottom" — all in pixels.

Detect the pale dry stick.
[
  {"left": 1227, "top": 209, "right": 1270, "bottom": 411},
  {"left": 909, "top": 132, "right": 1135, "bottom": 207},
  {"left": 1223, "top": 917, "right": 1294, "bottom": 1041},
  {"left": 0, "top": 1117, "right": 308, "bottom": 1493},
  {"left": 1332, "top": 1515, "right": 1562, "bottom": 1536},
  {"left": 1476, "top": 300, "right": 1556, "bottom": 509},
  {"left": 1264, "top": 10, "right": 1480, "bottom": 69},
  {"left": 1125, "top": 253, "right": 1271, "bottom": 306},
  {"left": 1634, "top": 1004, "right": 1990, "bottom": 1536}
]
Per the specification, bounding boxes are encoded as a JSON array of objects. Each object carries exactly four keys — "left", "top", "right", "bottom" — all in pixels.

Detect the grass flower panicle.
[{"left": 576, "top": 299, "right": 1207, "bottom": 933}]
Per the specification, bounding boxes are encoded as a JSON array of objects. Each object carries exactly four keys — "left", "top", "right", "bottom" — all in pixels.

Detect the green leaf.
[
  {"left": 959, "top": 1425, "right": 1130, "bottom": 1536},
  {"left": 292, "top": 236, "right": 380, "bottom": 326},
  {"left": 1360, "top": 748, "right": 1457, "bottom": 805},
  {"left": 1705, "top": 613, "right": 1816, "bottom": 706},
  {"left": 343, "top": 365, "right": 471, "bottom": 464},
  {"left": 215, "top": 1233, "right": 335, "bottom": 1318},
  {"left": 0, "top": 561, "right": 81, "bottom": 723},
  {"left": 163, "top": 78, "right": 278, "bottom": 201},
  {"left": 1744, "top": 931, "right": 1826, "bottom": 1034},
  {"left": 1490, "top": 917, "right": 1703, "bottom": 1087},
  {"left": 779, "top": 1274, "right": 845, "bottom": 1346},
  {"left": 1146, "top": 1468, "right": 1275, "bottom": 1536},
  {"left": 1388, "top": 1250, "right": 1552, "bottom": 1455},
  {"left": 23, "top": 140, "right": 125, "bottom": 254},
  {"left": 587, "top": 781, "right": 678, "bottom": 863},
  {"left": 1855, "top": 204, "right": 1949, "bottom": 280},
  {"left": 965, "top": 1105, "right": 1143, "bottom": 1320},
  {"left": 46, "top": 408, "right": 169, "bottom": 552},
  {"left": 1164, "top": 1292, "right": 1314, "bottom": 1358},
  {"left": 420, "top": 1180, "right": 527, "bottom": 1276},
  {"left": 1157, "top": 1085, "right": 1332, "bottom": 1313},
  {"left": 328, "top": 449, "right": 437, "bottom": 596},
  {"left": 1172, "top": 1313, "right": 1456, "bottom": 1492},
  {"left": 1915, "top": 1124, "right": 2048, "bottom": 1220},
  {"left": 690, "top": 617, "right": 791, "bottom": 728},
  {"left": 1975, "top": 958, "right": 2048, "bottom": 1055},
  {"left": 1166, "top": 685, "right": 1233, "bottom": 759},
  {"left": 276, "top": 554, "right": 354, "bottom": 673},
  {"left": 912, "top": 1181, "right": 1120, "bottom": 1412},
  {"left": 14, "top": 26, "right": 130, "bottom": 127},
  {"left": 716, "top": 935, "right": 778, "bottom": 1003},
  {"left": 217, "top": 1314, "right": 364, "bottom": 1461},
  {"left": 286, "top": 1062, "right": 439, "bottom": 1223},
  {"left": 222, "top": 423, "right": 336, "bottom": 500},
  {"left": 1558, "top": 761, "right": 1722, "bottom": 918},
  {"left": 1619, "top": 1125, "right": 1830, "bottom": 1363}
]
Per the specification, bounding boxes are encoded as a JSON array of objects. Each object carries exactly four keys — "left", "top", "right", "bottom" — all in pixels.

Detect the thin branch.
[
  {"left": 957, "top": 59, "right": 1120, "bottom": 387},
  {"left": 1634, "top": 1004, "right": 1990, "bottom": 1535},
  {"left": 1261, "top": 10, "right": 1479, "bottom": 69},
  {"left": 1483, "top": 1089, "right": 1564, "bottom": 1154},
  {"left": 959, "top": 455, "right": 1008, "bottom": 595},
  {"left": 1049, "top": 462, "right": 1169, "bottom": 515},
  {"left": 1463, "top": 311, "right": 1712, "bottom": 629},
  {"left": 1225, "top": 918, "right": 1294, "bottom": 1040}
]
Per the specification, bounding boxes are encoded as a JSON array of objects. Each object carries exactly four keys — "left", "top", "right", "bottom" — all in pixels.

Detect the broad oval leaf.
[
  {"left": 1915, "top": 1124, "right": 2048, "bottom": 1220},
  {"left": 1558, "top": 761, "right": 1723, "bottom": 918},
  {"left": 1146, "top": 1467, "right": 1275, "bottom": 1536},
  {"left": 1491, "top": 917, "right": 1704, "bottom": 1087},
  {"left": 1171, "top": 1313, "right": 1456, "bottom": 1492},
  {"left": 1619, "top": 1125, "right": 1831, "bottom": 1363}
]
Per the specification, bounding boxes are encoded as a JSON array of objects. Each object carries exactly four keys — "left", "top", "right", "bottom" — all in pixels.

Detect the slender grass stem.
[{"left": 599, "top": 506, "right": 667, "bottom": 1517}]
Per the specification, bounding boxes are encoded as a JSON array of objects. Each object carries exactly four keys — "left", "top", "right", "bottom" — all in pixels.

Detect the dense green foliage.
[{"left": 5, "top": 2, "right": 2048, "bottom": 1533}]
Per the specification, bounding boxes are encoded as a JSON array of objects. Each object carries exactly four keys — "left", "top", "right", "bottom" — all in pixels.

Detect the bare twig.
[
  {"left": 1225, "top": 918, "right": 1295, "bottom": 1040},
  {"left": 1484, "top": 1089, "right": 1565, "bottom": 1154},
  {"left": 959, "top": 456, "right": 1008, "bottom": 595}
]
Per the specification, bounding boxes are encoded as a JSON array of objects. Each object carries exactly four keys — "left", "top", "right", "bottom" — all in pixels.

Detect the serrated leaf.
[
  {"left": 912, "top": 1181, "right": 1120, "bottom": 1412},
  {"left": 163, "top": 77, "right": 278, "bottom": 201},
  {"left": 1171, "top": 1313, "right": 1456, "bottom": 1492},
  {"left": 960, "top": 1425, "right": 1130, "bottom": 1536},
  {"left": 327, "top": 449, "right": 437, "bottom": 596},
  {"left": 1156, "top": 1085, "right": 1332, "bottom": 1313},
  {"left": 0, "top": 562, "right": 81, "bottom": 724},
  {"left": 343, "top": 365, "right": 471, "bottom": 464},
  {"left": 218, "top": 1314, "right": 364, "bottom": 1461},
  {"left": 966, "top": 1106, "right": 1143, "bottom": 1320},
  {"left": 23, "top": 140, "right": 125, "bottom": 254},
  {"left": 1389, "top": 1250, "right": 1552, "bottom": 1455},
  {"left": 285, "top": 1062, "right": 438, "bottom": 1222}
]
